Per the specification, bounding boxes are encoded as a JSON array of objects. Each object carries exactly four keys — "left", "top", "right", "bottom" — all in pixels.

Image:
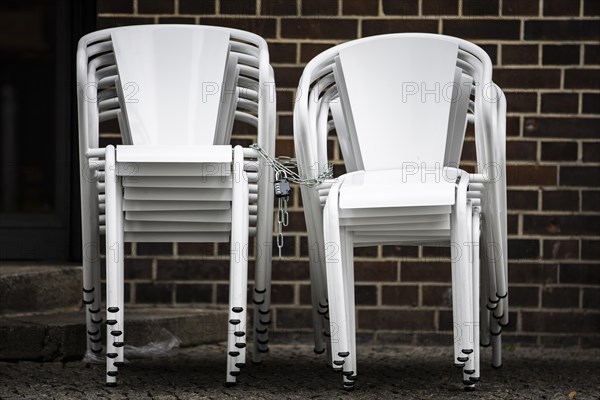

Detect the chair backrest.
[
  {"left": 294, "top": 33, "right": 494, "bottom": 179},
  {"left": 333, "top": 36, "right": 460, "bottom": 171},
  {"left": 111, "top": 26, "right": 232, "bottom": 145}
]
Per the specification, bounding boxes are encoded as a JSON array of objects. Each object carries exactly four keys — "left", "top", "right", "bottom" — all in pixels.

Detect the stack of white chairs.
[
  {"left": 293, "top": 33, "right": 508, "bottom": 390},
  {"left": 76, "top": 25, "right": 276, "bottom": 386}
]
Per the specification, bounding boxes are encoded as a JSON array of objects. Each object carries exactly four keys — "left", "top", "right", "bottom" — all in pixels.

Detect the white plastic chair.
[
  {"left": 76, "top": 25, "right": 276, "bottom": 386},
  {"left": 293, "top": 33, "right": 507, "bottom": 390}
]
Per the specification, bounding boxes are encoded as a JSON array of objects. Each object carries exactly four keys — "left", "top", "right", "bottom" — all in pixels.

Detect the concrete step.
[
  {"left": 0, "top": 265, "right": 82, "bottom": 315},
  {"left": 0, "top": 307, "right": 226, "bottom": 361}
]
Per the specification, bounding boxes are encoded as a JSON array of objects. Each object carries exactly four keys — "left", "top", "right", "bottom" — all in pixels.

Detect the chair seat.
[{"left": 338, "top": 169, "right": 456, "bottom": 209}]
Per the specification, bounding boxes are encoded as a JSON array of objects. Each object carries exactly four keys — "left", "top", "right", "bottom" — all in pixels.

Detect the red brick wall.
[{"left": 96, "top": 0, "right": 600, "bottom": 347}]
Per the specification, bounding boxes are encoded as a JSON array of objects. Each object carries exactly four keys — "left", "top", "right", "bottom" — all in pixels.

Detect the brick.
[
  {"left": 582, "top": 289, "right": 600, "bottom": 309},
  {"left": 421, "top": 245, "right": 451, "bottom": 259},
  {"left": 565, "top": 69, "right": 600, "bottom": 90},
  {"left": 542, "top": 287, "right": 580, "bottom": 308},
  {"left": 261, "top": 0, "right": 297, "bottom": 15},
  {"left": 585, "top": 44, "right": 600, "bottom": 64},
  {"left": 583, "top": 143, "right": 600, "bottom": 163},
  {"left": 273, "top": 66, "right": 303, "bottom": 88},
  {"left": 508, "top": 239, "right": 540, "bottom": 260},
  {"left": 271, "top": 284, "right": 295, "bottom": 304},
  {"left": 381, "top": 285, "right": 419, "bottom": 306},
  {"left": 561, "top": 263, "right": 600, "bottom": 286},
  {"left": 97, "top": 17, "right": 155, "bottom": 29},
  {"left": 358, "top": 309, "right": 435, "bottom": 330},
  {"left": 282, "top": 18, "right": 357, "bottom": 39},
  {"left": 542, "top": 141, "right": 578, "bottom": 161},
  {"left": 300, "top": 43, "right": 334, "bottom": 63},
  {"left": 502, "top": 45, "right": 538, "bottom": 65},
  {"left": 354, "top": 246, "right": 378, "bottom": 258},
  {"left": 139, "top": 0, "right": 174, "bottom": 14},
  {"left": 98, "top": 0, "right": 133, "bottom": 13},
  {"left": 157, "top": 259, "right": 229, "bottom": 280},
  {"left": 382, "top": 0, "right": 419, "bottom": 15},
  {"left": 582, "top": 94, "right": 599, "bottom": 114},
  {"left": 199, "top": 17, "right": 276, "bottom": 38},
  {"left": 507, "top": 140, "right": 537, "bottom": 160},
  {"left": 124, "top": 258, "right": 153, "bottom": 280},
  {"left": 523, "top": 215, "right": 600, "bottom": 236},
  {"left": 543, "top": 45, "right": 580, "bottom": 65},
  {"left": 524, "top": 118, "right": 600, "bottom": 139},
  {"left": 582, "top": 191, "right": 600, "bottom": 211},
  {"left": 275, "top": 308, "right": 312, "bottom": 329},
  {"left": 344, "top": 0, "right": 379, "bottom": 15},
  {"left": 381, "top": 245, "right": 419, "bottom": 258},
  {"left": 522, "top": 311, "right": 600, "bottom": 333},
  {"left": 508, "top": 263, "right": 558, "bottom": 284},
  {"left": 423, "top": 0, "right": 458, "bottom": 15},
  {"left": 507, "top": 190, "right": 538, "bottom": 210},
  {"left": 362, "top": 19, "right": 438, "bottom": 37},
  {"left": 136, "top": 283, "right": 173, "bottom": 303},
  {"left": 269, "top": 42, "right": 297, "bottom": 63},
  {"left": 561, "top": 167, "right": 600, "bottom": 187},
  {"left": 509, "top": 286, "right": 539, "bottom": 307},
  {"left": 502, "top": 0, "right": 539, "bottom": 16},
  {"left": 176, "top": 284, "right": 212, "bottom": 303},
  {"left": 584, "top": 0, "right": 600, "bottom": 15},
  {"left": 505, "top": 92, "right": 537, "bottom": 113},
  {"left": 582, "top": 240, "right": 600, "bottom": 260},
  {"left": 443, "top": 20, "right": 520, "bottom": 40},
  {"left": 301, "top": 0, "right": 338, "bottom": 15},
  {"left": 543, "top": 239, "right": 579, "bottom": 260},
  {"left": 278, "top": 115, "right": 293, "bottom": 136},
  {"left": 507, "top": 165, "right": 557, "bottom": 186},
  {"left": 137, "top": 242, "right": 173, "bottom": 256},
  {"left": 421, "top": 285, "right": 452, "bottom": 307},
  {"left": 177, "top": 243, "right": 214, "bottom": 256},
  {"left": 462, "top": 0, "right": 499, "bottom": 16},
  {"left": 355, "top": 261, "right": 397, "bottom": 282},
  {"left": 542, "top": 190, "right": 580, "bottom": 211},
  {"left": 355, "top": 284, "right": 378, "bottom": 305},
  {"left": 525, "top": 20, "right": 600, "bottom": 41},
  {"left": 276, "top": 90, "right": 294, "bottom": 112},
  {"left": 401, "top": 261, "right": 451, "bottom": 282},
  {"left": 494, "top": 69, "right": 561, "bottom": 89},
  {"left": 271, "top": 260, "right": 310, "bottom": 280},
  {"left": 179, "top": 0, "right": 215, "bottom": 14},
  {"left": 158, "top": 17, "right": 195, "bottom": 23},
  {"left": 220, "top": 0, "right": 256, "bottom": 14},
  {"left": 543, "top": 0, "right": 580, "bottom": 16},
  {"left": 541, "top": 93, "right": 579, "bottom": 114}
]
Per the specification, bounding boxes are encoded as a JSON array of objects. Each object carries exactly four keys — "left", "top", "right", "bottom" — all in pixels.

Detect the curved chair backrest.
[
  {"left": 77, "top": 25, "right": 273, "bottom": 153},
  {"left": 294, "top": 33, "right": 495, "bottom": 177}
]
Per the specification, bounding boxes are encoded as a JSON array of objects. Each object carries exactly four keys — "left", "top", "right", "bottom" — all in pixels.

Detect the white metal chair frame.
[
  {"left": 77, "top": 25, "right": 276, "bottom": 386},
  {"left": 293, "top": 33, "right": 508, "bottom": 390}
]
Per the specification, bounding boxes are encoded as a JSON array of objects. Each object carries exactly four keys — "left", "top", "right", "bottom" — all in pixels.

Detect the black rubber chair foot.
[
  {"left": 333, "top": 367, "right": 343, "bottom": 372},
  {"left": 464, "top": 386, "right": 476, "bottom": 392},
  {"left": 462, "top": 349, "right": 474, "bottom": 355},
  {"left": 113, "top": 361, "right": 125, "bottom": 367},
  {"left": 228, "top": 351, "right": 240, "bottom": 357},
  {"left": 492, "top": 364, "right": 502, "bottom": 369},
  {"left": 224, "top": 382, "right": 236, "bottom": 388},
  {"left": 457, "top": 356, "right": 469, "bottom": 362},
  {"left": 106, "top": 353, "right": 118, "bottom": 359},
  {"left": 314, "top": 348, "right": 325, "bottom": 354},
  {"left": 333, "top": 360, "right": 345, "bottom": 366},
  {"left": 342, "top": 370, "right": 354, "bottom": 377},
  {"left": 347, "top": 375, "right": 358, "bottom": 381},
  {"left": 454, "top": 363, "right": 465, "bottom": 368},
  {"left": 481, "top": 342, "right": 491, "bottom": 348},
  {"left": 232, "top": 307, "right": 243, "bottom": 313},
  {"left": 464, "top": 369, "right": 476, "bottom": 375},
  {"left": 252, "top": 360, "right": 263, "bottom": 366},
  {"left": 229, "top": 371, "right": 240, "bottom": 377},
  {"left": 106, "top": 382, "right": 117, "bottom": 387},
  {"left": 234, "top": 343, "right": 247, "bottom": 349},
  {"left": 469, "top": 377, "right": 480, "bottom": 382},
  {"left": 257, "top": 347, "right": 269, "bottom": 353},
  {"left": 107, "top": 371, "right": 118, "bottom": 377},
  {"left": 338, "top": 351, "right": 349, "bottom": 358},
  {"left": 235, "top": 363, "right": 246, "bottom": 368}
]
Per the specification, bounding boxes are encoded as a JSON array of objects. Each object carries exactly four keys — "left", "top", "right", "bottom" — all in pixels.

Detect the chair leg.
[
  {"left": 104, "top": 145, "right": 119, "bottom": 386},
  {"left": 470, "top": 207, "right": 481, "bottom": 384},
  {"left": 341, "top": 227, "right": 357, "bottom": 391},
  {"left": 490, "top": 317, "right": 502, "bottom": 369},
  {"left": 323, "top": 201, "right": 347, "bottom": 373},
  {"left": 114, "top": 175, "right": 125, "bottom": 368},
  {"left": 450, "top": 206, "right": 464, "bottom": 367}
]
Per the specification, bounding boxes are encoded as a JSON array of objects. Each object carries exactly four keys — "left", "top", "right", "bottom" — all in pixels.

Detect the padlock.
[{"left": 274, "top": 177, "right": 291, "bottom": 198}]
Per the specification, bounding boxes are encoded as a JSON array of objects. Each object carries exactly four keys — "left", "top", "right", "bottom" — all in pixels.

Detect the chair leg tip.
[
  {"left": 492, "top": 363, "right": 502, "bottom": 369},
  {"left": 224, "top": 382, "right": 237, "bottom": 388},
  {"left": 106, "top": 382, "right": 117, "bottom": 388},
  {"left": 464, "top": 386, "right": 476, "bottom": 392}
]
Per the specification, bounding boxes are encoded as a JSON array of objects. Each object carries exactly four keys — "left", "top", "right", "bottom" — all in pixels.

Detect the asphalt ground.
[{"left": 1, "top": 344, "right": 598, "bottom": 399}]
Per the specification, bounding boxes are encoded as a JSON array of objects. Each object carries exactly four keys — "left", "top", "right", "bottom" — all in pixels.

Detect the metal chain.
[{"left": 250, "top": 143, "right": 333, "bottom": 188}]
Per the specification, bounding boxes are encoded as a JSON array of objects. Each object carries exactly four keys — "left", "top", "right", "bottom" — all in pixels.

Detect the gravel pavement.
[{"left": 1, "top": 344, "right": 598, "bottom": 399}]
